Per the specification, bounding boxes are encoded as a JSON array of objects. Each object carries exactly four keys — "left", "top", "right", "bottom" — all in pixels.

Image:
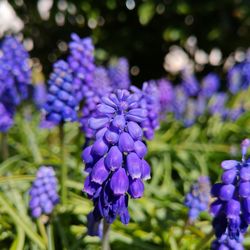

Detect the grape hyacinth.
[
  {"left": 33, "top": 82, "right": 47, "bottom": 109},
  {"left": 42, "top": 60, "right": 78, "bottom": 125},
  {"left": 0, "top": 35, "right": 31, "bottom": 129},
  {"left": 200, "top": 73, "right": 220, "bottom": 98},
  {"left": 29, "top": 166, "right": 59, "bottom": 218},
  {"left": 184, "top": 176, "right": 211, "bottom": 223},
  {"left": 82, "top": 89, "right": 151, "bottom": 225},
  {"left": 81, "top": 66, "right": 112, "bottom": 140},
  {"left": 208, "top": 93, "right": 228, "bottom": 119},
  {"left": 108, "top": 57, "right": 130, "bottom": 90},
  {"left": 210, "top": 139, "right": 250, "bottom": 249},
  {"left": 87, "top": 212, "right": 103, "bottom": 237},
  {"left": 67, "top": 33, "right": 95, "bottom": 102},
  {"left": 157, "top": 78, "right": 174, "bottom": 115},
  {"left": 181, "top": 70, "right": 199, "bottom": 97},
  {"left": 131, "top": 82, "right": 160, "bottom": 140}
]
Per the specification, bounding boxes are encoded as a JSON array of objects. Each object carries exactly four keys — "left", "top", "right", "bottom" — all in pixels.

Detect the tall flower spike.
[
  {"left": 67, "top": 33, "right": 95, "bottom": 102},
  {"left": 82, "top": 89, "right": 150, "bottom": 225},
  {"left": 130, "top": 81, "right": 160, "bottom": 140},
  {"left": 42, "top": 60, "right": 78, "bottom": 125},
  {"left": 108, "top": 57, "right": 130, "bottom": 90},
  {"left": 184, "top": 176, "right": 211, "bottom": 223},
  {"left": 210, "top": 139, "right": 250, "bottom": 249},
  {"left": 0, "top": 35, "right": 31, "bottom": 101},
  {"left": 29, "top": 166, "right": 59, "bottom": 218}
]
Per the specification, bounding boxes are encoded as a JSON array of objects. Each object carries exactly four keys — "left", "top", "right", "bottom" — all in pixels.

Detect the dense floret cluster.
[
  {"left": 29, "top": 166, "right": 59, "bottom": 218},
  {"left": 82, "top": 89, "right": 151, "bottom": 225},
  {"left": 42, "top": 60, "right": 78, "bottom": 125},
  {"left": 0, "top": 35, "right": 31, "bottom": 131},
  {"left": 68, "top": 33, "right": 95, "bottom": 102},
  {"left": 210, "top": 139, "right": 250, "bottom": 249}
]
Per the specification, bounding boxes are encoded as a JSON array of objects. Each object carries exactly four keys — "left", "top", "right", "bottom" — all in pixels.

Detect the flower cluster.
[
  {"left": 210, "top": 139, "right": 250, "bottom": 249},
  {"left": 131, "top": 82, "right": 160, "bottom": 140},
  {"left": 0, "top": 35, "right": 31, "bottom": 101},
  {"left": 68, "top": 33, "right": 95, "bottom": 102},
  {"left": 29, "top": 166, "right": 59, "bottom": 218},
  {"left": 227, "top": 60, "right": 250, "bottom": 94},
  {"left": 200, "top": 73, "right": 220, "bottom": 98},
  {"left": 81, "top": 67, "right": 112, "bottom": 140},
  {"left": 184, "top": 176, "right": 211, "bottom": 223},
  {"left": 42, "top": 60, "right": 78, "bottom": 125},
  {"left": 181, "top": 71, "right": 199, "bottom": 97},
  {"left": 108, "top": 57, "right": 130, "bottom": 90},
  {"left": 157, "top": 78, "right": 174, "bottom": 115},
  {"left": 0, "top": 35, "right": 31, "bottom": 132},
  {"left": 82, "top": 89, "right": 151, "bottom": 225}
]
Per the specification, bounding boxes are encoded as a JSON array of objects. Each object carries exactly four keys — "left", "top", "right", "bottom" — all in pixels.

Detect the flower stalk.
[
  {"left": 59, "top": 123, "right": 67, "bottom": 205},
  {"left": 102, "top": 220, "right": 111, "bottom": 250},
  {"left": 1, "top": 133, "right": 8, "bottom": 160}
]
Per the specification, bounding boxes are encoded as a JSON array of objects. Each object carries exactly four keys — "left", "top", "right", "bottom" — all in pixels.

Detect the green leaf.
[{"left": 0, "top": 193, "right": 46, "bottom": 249}]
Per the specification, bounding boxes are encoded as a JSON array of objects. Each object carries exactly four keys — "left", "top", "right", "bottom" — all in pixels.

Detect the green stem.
[
  {"left": 59, "top": 123, "right": 67, "bottom": 205},
  {"left": 1, "top": 133, "right": 9, "bottom": 160},
  {"left": 47, "top": 223, "right": 55, "bottom": 250},
  {"left": 195, "top": 230, "right": 214, "bottom": 250},
  {"left": 102, "top": 220, "right": 111, "bottom": 250},
  {"left": 38, "top": 218, "right": 48, "bottom": 246}
]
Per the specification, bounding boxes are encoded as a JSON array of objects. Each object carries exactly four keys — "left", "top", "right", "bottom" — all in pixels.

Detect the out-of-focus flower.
[
  {"left": 33, "top": 83, "right": 47, "bottom": 108},
  {"left": 184, "top": 176, "right": 211, "bottom": 222},
  {"left": 131, "top": 82, "right": 160, "bottom": 140},
  {"left": 108, "top": 57, "right": 130, "bottom": 90},
  {"left": 67, "top": 33, "right": 95, "bottom": 102},
  {"left": 181, "top": 70, "right": 199, "bottom": 97},
  {"left": 81, "top": 66, "right": 112, "bottom": 139},
  {"left": 0, "top": 103, "right": 13, "bottom": 132},
  {"left": 208, "top": 93, "right": 228, "bottom": 119},
  {"left": 82, "top": 89, "right": 150, "bottom": 225},
  {"left": 200, "top": 73, "right": 220, "bottom": 98},
  {"left": 29, "top": 166, "right": 59, "bottom": 218},
  {"left": 157, "top": 78, "right": 174, "bottom": 115}
]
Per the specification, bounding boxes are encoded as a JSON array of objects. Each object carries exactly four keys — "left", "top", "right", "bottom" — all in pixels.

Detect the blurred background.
[{"left": 2, "top": 0, "right": 250, "bottom": 85}]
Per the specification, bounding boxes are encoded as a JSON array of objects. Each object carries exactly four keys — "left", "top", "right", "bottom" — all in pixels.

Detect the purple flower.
[
  {"left": 0, "top": 35, "right": 31, "bottom": 129},
  {"left": 131, "top": 81, "right": 160, "bottom": 140},
  {"left": 67, "top": 33, "right": 95, "bottom": 102},
  {"left": 87, "top": 212, "right": 103, "bottom": 237},
  {"left": 33, "top": 83, "right": 47, "bottom": 108},
  {"left": 80, "top": 67, "right": 112, "bottom": 139},
  {"left": 82, "top": 89, "right": 151, "bottom": 225},
  {"left": 181, "top": 70, "right": 199, "bottom": 97},
  {"left": 29, "top": 166, "right": 59, "bottom": 218},
  {"left": 0, "top": 35, "right": 31, "bottom": 101},
  {"left": 210, "top": 140, "right": 250, "bottom": 248},
  {"left": 184, "top": 176, "right": 211, "bottom": 223},
  {"left": 200, "top": 73, "right": 220, "bottom": 98},
  {"left": 42, "top": 60, "right": 78, "bottom": 125},
  {"left": 0, "top": 103, "right": 13, "bottom": 132},
  {"left": 172, "top": 86, "right": 188, "bottom": 120},
  {"left": 228, "top": 65, "right": 242, "bottom": 94},
  {"left": 108, "top": 58, "right": 130, "bottom": 89},
  {"left": 208, "top": 93, "right": 228, "bottom": 119},
  {"left": 157, "top": 78, "right": 174, "bottom": 115}
]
